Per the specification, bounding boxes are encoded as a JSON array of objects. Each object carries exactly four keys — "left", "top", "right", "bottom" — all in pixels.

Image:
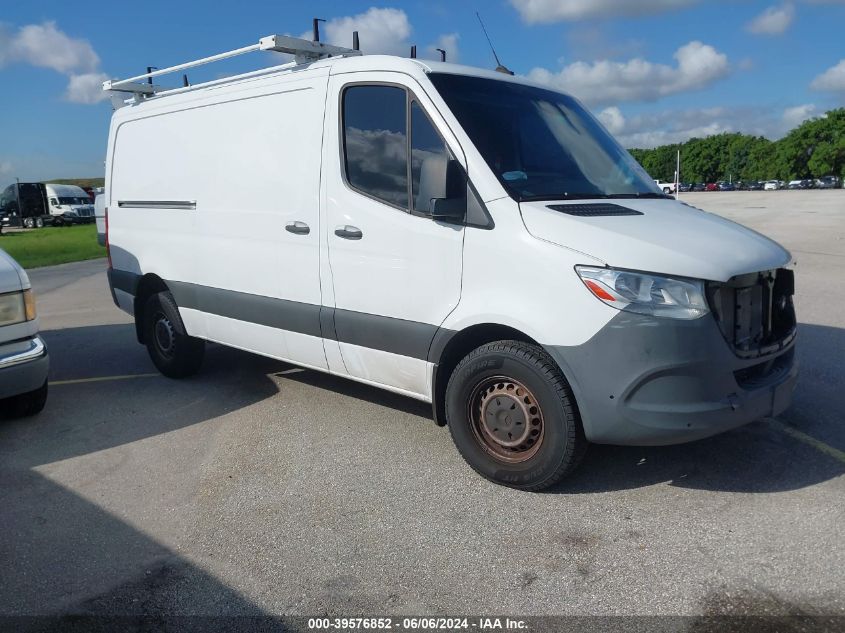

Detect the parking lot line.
[
  {"left": 767, "top": 418, "right": 845, "bottom": 464},
  {"left": 50, "top": 373, "right": 160, "bottom": 386}
]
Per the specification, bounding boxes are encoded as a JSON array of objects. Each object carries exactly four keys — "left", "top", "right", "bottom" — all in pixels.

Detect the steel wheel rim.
[
  {"left": 154, "top": 311, "right": 176, "bottom": 358},
  {"left": 468, "top": 376, "right": 545, "bottom": 463}
]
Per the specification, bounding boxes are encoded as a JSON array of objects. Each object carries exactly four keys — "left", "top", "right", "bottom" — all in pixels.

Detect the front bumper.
[
  {"left": 546, "top": 312, "right": 797, "bottom": 446},
  {"left": 0, "top": 336, "right": 49, "bottom": 400}
]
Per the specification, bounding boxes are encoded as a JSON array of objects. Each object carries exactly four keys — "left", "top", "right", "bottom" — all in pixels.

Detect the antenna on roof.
[
  {"left": 436, "top": 48, "right": 446, "bottom": 62},
  {"left": 352, "top": 31, "right": 360, "bottom": 51},
  {"left": 146, "top": 66, "right": 158, "bottom": 85},
  {"left": 313, "top": 18, "right": 325, "bottom": 42},
  {"left": 182, "top": 74, "right": 190, "bottom": 87},
  {"left": 476, "top": 12, "right": 514, "bottom": 75},
  {"left": 410, "top": 45, "right": 417, "bottom": 59}
]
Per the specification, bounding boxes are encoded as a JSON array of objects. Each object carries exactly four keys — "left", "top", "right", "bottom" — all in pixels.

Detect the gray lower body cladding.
[
  {"left": 545, "top": 312, "right": 797, "bottom": 446},
  {"left": 108, "top": 268, "right": 797, "bottom": 446}
]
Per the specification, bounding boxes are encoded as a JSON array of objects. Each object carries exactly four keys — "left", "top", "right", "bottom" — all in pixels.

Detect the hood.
[
  {"left": 519, "top": 198, "right": 791, "bottom": 282},
  {"left": 0, "top": 248, "right": 26, "bottom": 294}
]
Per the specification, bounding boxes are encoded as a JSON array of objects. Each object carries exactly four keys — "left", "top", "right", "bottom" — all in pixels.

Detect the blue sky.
[{"left": 1, "top": 0, "right": 844, "bottom": 187}]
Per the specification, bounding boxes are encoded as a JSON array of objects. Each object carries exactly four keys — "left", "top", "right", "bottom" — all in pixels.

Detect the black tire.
[
  {"left": 52, "top": 217, "right": 63, "bottom": 227},
  {"left": 1, "top": 380, "right": 48, "bottom": 419},
  {"left": 142, "top": 291, "right": 205, "bottom": 378},
  {"left": 445, "top": 340, "right": 587, "bottom": 491},
  {"left": 23, "top": 218, "right": 34, "bottom": 229},
  {"left": 35, "top": 217, "right": 44, "bottom": 228}
]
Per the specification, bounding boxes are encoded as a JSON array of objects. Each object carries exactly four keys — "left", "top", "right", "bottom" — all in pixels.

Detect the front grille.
[
  {"left": 707, "top": 268, "right": 796, "bottom": 359},
  {"left": 734, "top": 348, "right": 794, "bottom": 389},
  {"left": 77, "top": 208, "right": 94, "bottom": 217}
]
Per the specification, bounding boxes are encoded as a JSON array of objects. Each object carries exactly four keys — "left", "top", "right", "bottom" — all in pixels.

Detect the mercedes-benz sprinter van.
[{"left": 104, "top": 40, "right": 797, "bottom": 490}]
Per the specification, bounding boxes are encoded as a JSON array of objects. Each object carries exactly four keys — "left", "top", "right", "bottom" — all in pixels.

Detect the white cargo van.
[
  {"left": 44, "top": 184, "right": 95, "bottom": 226},
  {"left": 103, "top": 35, "right": 797, "bottom": 490}
]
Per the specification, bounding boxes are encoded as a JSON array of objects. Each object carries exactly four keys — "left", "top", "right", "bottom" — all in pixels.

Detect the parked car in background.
[
  {"left": 764, "top": 180, "right": 780, "bottom": 190},
  {"left": 787, "top": 180, "right": 803, "bottom": 189},
  {"left": 653, "top": 180, "right": 676, "bottom": 194},
  {"left": 718, "top": 182, "right": 736, "bottom": 191},
  {"left": 0, "top": 247, "right": 48, "bottom": 418},
  {"left": 705, "top": 183, "right": 720, "bottom": 191},
  {"left": 678, "top": 182, "right": 693, "bottom": 193},
  {"left": 745, "top": 181, "right": 763, "bottom": 191},
  {"left": 816, "top": 176, "right": 841, "bottom": 189},
  {"left": 692, "top": 183, "right": 707, "bottom": 192}
]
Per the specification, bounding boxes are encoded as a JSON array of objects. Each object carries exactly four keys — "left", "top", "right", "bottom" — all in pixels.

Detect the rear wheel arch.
[
  {"left": 133, "top": 274, "right": 169, "bottom": 343},
  {"left": 429, "top": 323, "right": 542, "bottom": 427}
]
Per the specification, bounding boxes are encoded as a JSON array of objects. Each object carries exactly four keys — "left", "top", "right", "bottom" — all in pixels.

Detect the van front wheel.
[
  {"left": 142, "top": 291, "right": 205, "bottom": 378},
  {"left": 445, "top": 341, "right": 586, "bottom": 491}
]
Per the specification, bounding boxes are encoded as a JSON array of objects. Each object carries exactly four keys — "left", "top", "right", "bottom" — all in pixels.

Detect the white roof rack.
[{"left": 103, "top": 34, "right": 361, "bottom": 101}]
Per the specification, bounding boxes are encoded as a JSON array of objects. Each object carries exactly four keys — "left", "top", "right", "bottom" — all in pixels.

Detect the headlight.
[
  {"left": 576, "top": 266, "right": 709, "bottom": 320},
  {"left": 0, "top": 289, "right": 36, "bottom": 326}
]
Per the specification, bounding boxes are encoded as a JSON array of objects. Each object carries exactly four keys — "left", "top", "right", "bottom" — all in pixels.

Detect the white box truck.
[{"left": 103, "top": 34, "right": 797, "bottom": 490}]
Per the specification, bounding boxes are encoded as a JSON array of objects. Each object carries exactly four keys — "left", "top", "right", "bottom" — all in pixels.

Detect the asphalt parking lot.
[{"left": 1, "top": 190, "right": 843, "bottom": 620}]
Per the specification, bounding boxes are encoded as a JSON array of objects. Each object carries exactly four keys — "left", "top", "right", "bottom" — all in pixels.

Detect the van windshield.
[
  {"left": 428, "top": 73, "right": 665, "bottom": 202},
  {"left": 57, "top": 197, "right": 90, "bottom": 205}
]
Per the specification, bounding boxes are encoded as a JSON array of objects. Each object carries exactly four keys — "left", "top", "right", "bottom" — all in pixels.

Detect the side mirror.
[{"left": 420, "top": 157, "right": 467, "bottom": 223}]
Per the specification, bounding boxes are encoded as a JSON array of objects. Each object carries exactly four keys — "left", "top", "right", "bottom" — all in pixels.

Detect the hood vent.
[{"left": 546, "top": 203, "right": 643, "bottom": 217}]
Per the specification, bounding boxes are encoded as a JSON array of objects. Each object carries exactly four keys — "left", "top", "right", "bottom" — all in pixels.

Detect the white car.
[
  {"left": 763, "top": 180, "right": 780, "bottom": 191},
  {"left": 102, "top": 33, "right": 797, "bottom": 490},
  {"left": 654, "top": 180, "right": 676, "bottom": 194}
]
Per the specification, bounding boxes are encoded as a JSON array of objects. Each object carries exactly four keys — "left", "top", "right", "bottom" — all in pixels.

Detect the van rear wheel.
[
  {"left": 142, "top": 291, "right": 205, "bottom": 378},
  {"left": 445, "top": 340, "right": 586, "bottom": 491}
]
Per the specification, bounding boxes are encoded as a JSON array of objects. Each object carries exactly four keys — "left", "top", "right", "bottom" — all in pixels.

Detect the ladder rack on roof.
[{"left": 102, "top": 34, "right": 362, "bottom": 100}]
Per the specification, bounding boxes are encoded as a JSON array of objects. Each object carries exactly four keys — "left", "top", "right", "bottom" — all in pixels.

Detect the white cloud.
[
  {"left": 317, "top": 7, "right": 412, "bottom": 56},
  {"left": 64, "top": 72, "right": 110, "bottom": 104},
  {"left": 810, "top": 59, "right": 845, "bottom": 91},
  {"left": 0, "top": 21, "right": 109, "bottom": 106},
  {"left": 604, "top": 103, "right": 825, "bottom": 148},
  {"left": 301, "top": 8, "right": 457, "bottom": 63},
  {"left": 426, "top": 33, "right": 460, "bottom": 63},
  {"left": 509, "top": 0, "right": 698, "bottom": 23},
  {"left": 747, "top": 3, "right": 795, "bottom": 35},
  {"left": 527, "top": 41, "right": 729, "bottom": 106},
  {"left": 0, "top": 21, "right": 99, "bottom": 73},
  {"left": 782, "top": 104, "right": 818, "bottom": 128},
  {"left": 598, "top": 106, "right": 626, "bottom": 134}
]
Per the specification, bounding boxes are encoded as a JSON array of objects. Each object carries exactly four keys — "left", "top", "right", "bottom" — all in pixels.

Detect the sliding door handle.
[
  {"left": 285, "top": 221, "right": 310, "bottom": 235},
  {"left": 334, "top": 225, "right": 363, "bottom": 240}
]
